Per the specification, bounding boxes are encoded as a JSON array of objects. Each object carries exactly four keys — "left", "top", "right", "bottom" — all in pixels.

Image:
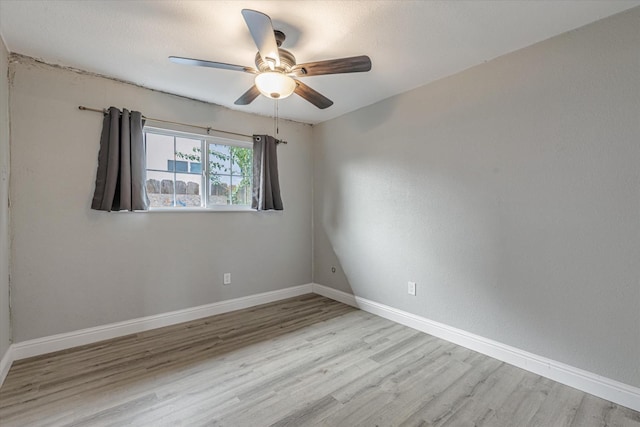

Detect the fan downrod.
[{"left": 274, "top": 30, "right": 286, "bottom": 47}]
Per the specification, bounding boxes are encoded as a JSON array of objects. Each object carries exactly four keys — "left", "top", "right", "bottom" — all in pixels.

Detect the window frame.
[{"left": 144, "top": 126, "right": 254, "bottom": 212}]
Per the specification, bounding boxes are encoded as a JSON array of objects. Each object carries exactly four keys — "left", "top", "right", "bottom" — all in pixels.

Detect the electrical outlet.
[
  {"left": 408, "top": 281, "right": 416, "bottom": 296},
  {"left": 223, "top": 273, "right": 231, "bottom": 285}
]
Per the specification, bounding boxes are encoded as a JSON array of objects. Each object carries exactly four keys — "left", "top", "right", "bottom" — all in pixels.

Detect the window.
[
  {"left": 189, "top": 162, "right": 201, "bottom": 174},
  {"left": 144, "top": 127, "right": 253, "bottom": 209},
  {"left": 167, "top": 160, "right": 188, "bottom": 172}
]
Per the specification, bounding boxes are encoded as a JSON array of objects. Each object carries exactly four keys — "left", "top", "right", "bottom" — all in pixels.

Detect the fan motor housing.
[
  {"left": 254, "top": 29, "right": 296, "bottom": 73},
  {"left": 255, "top": 49, "right": 296, "bottom": 73}
]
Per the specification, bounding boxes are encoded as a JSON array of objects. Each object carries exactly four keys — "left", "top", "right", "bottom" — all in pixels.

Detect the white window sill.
[{"left": 147, "top": 206, "right": 255, "bottom": 213}]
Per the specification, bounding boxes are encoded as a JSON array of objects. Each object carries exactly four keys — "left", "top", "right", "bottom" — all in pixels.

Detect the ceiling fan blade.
[
  {"left": 234, "top": 85, "right": 261, "bottom": 105},
  {"left": 290, "top": 55, "right": 372, "bottom": 77},
  {"left": 294, "top": 80, "right": 333, "bottom": 109},
  {"left": 241, "top": 9, "right": 280, "bottom": 68},
  {"left": 169, "top": 56, "right": 258, "bottom": 73}
]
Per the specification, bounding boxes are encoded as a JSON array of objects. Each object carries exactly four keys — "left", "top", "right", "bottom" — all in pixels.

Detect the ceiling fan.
[{"left": 169, "top": 9, "right": 372, "bottom": 109}]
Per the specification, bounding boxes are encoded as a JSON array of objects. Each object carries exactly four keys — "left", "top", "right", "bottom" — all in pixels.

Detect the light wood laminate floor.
[{"left": 1, "top": 294, "right": 638, "bottom": 426}]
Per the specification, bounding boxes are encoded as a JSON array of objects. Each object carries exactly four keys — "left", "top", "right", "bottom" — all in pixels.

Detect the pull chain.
[
  {"left": 273, "top": 99, "right": 280, "bottom": 137},
  {"left": 272, "top": 99, "right": 285, "bottom": 144}
]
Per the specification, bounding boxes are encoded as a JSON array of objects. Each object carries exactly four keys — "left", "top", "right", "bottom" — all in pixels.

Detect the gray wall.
[
  {"left": 9, "top": 57, "right": 313, "bottom": 342},
  {"left": 0, "top": 37, "right": 11, "bottom": 360},
  {"left": 313, "top": 8, "right": 640, "bottom": 387}
]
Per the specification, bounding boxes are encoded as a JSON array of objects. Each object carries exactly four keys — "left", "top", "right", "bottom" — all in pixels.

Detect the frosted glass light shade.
[{"left": 255, "top": 72, "right": 296, "bottom": 99}]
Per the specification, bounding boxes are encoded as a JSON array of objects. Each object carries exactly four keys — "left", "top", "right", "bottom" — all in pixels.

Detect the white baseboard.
[
  {"left": 10, "top": 283, "right": 313, "bottom": 362},
  {"left": 0, "top": 344, "right": 13, "bottom": 386},
  {"left": 312, "top": 283, "right": 640, "bottom": 412},
  {"left": 312, "top": 283, "right": 357, "bottom": 306}
]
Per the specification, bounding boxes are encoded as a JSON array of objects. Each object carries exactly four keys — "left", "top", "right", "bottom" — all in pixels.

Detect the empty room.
[{"left": 0, "top": 1, "right": 639, "bottom": 425}]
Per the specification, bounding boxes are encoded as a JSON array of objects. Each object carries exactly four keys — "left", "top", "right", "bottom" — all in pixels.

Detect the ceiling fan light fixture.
[
  {"left": 255, "top": 72, "right": 296, "bottom": 99},
  {"left": 172, "top": 10, "right": 371, "bottom": 109}
]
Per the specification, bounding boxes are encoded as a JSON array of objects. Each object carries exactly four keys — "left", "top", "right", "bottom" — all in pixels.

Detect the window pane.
[
  {"left": 175, "top": 137, "right": 202, "bottom": 173},
  {"left": 146, "top": 171, "right": 175, "bottom": 207},
  {"left": 208, "top": 144, "right": 231, "bottom": 174},
  {"left": 146, "top": 133, "right": 174, "bottom": 171},
  {"left": 209, "top": 174, "right": 231, "bottom": 206},
  {"left": 175, "top": 173, "right": 202, "bottom": 207},
  {"left": 230, "top": 146, "right": 252, "bottom": 176},
  {"left": 231, "top": 175, "right": 251, "bottom": 205}
]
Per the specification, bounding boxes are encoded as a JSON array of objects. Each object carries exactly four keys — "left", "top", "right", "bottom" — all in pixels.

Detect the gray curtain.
[
  {"left": 91, "top": 107, "right": 148, "bottom": 212},
  {"left": 252, "top": 135, "right": 283, "bottom": 211}
]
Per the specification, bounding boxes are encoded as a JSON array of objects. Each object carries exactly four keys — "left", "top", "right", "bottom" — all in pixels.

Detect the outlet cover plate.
[
  {"left": 408, "top": 281, "right": 416, "bottom": 296},
  {"left": 223, "top": 273, "right": 231, "bottom": 285}
]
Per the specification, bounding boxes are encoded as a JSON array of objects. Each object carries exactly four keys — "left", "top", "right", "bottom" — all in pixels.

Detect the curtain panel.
[
  {"left": 252, "top": 135, "right": 283, "bottom": 211},
  {"left": 91, "top": 107, "right": 148, "bottom": 212}
]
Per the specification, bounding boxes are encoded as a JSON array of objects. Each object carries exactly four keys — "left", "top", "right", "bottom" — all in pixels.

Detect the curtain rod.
[{"left": 78, "top": 106, "right": 287, "bottom": 144}]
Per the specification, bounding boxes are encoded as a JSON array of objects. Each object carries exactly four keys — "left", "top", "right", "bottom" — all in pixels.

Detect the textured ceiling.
[{"left": 1, "top": 1, "right": 638, "bottom": 124}]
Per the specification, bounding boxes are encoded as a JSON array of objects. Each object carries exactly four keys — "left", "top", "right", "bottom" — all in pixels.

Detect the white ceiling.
[{"left": 1, "top": 1, "right": 638, "bottom": 125}]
